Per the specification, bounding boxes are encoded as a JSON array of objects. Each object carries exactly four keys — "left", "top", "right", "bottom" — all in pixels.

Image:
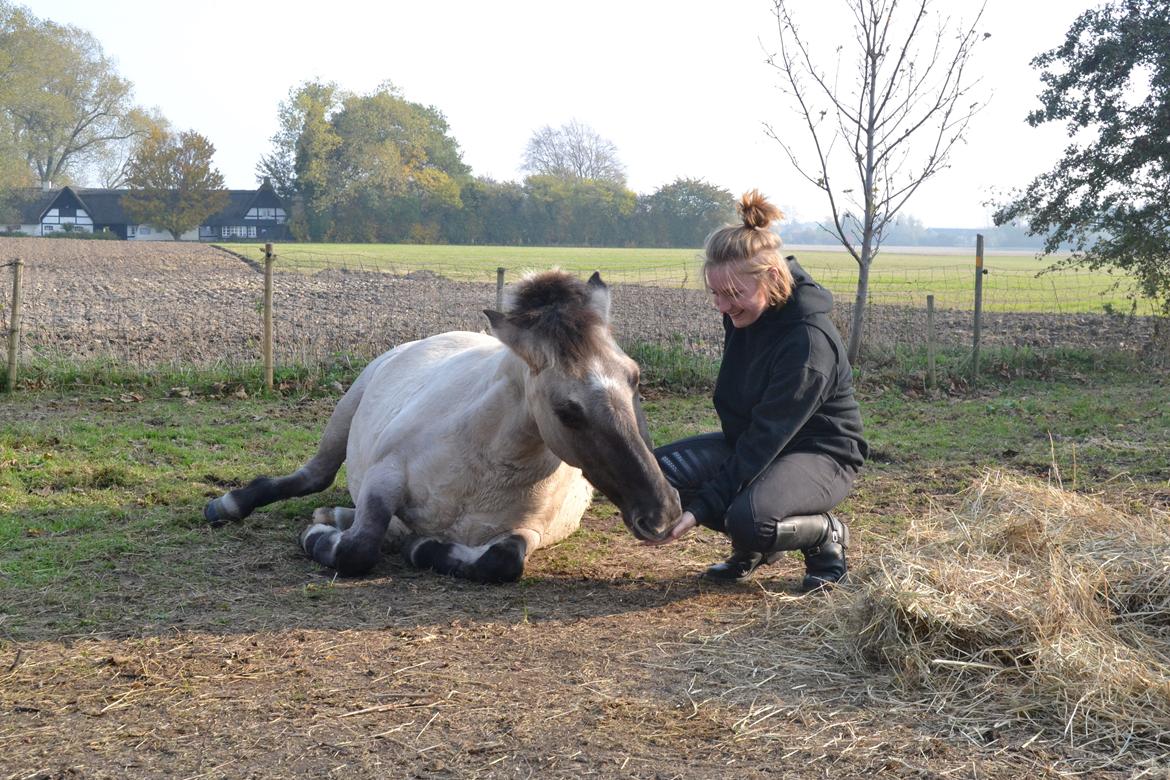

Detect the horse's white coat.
[{"left": 341, "top": 331, "right": 593, "bottom": 550}]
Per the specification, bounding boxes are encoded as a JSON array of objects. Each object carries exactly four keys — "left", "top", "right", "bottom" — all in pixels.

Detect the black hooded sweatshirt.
[{"left": 687, "top": 257, "right": 868, "bottom": 531}]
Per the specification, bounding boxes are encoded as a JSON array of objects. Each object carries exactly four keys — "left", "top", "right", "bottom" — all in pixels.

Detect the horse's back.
[
  {"left": 344, "top": 331, "right": 512, "bottom": 496},
  {"left": 355, "top": 330, "right": 504, "bottom": 428}
]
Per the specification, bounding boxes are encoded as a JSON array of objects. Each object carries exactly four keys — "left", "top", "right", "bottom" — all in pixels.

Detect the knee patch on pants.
[{"left": 724, "top": 493, "right": 771, "bottom": 553}]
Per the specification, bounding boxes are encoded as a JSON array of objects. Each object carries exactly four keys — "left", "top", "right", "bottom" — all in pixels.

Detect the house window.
[
  {"left": 245, "top": 207, "right": 278, "bottom": 220},
  {"left": 221, "top": 225, "right": 248, "bottom": 238},
  {"left": 128, "top": 225, "right": 137, "bottom": 237},
  {"left": 248, "top": 225, "right": 257, "bottom": 238},
  {"left": 140, "top": 226, "right": 152, "bottom": 235}
]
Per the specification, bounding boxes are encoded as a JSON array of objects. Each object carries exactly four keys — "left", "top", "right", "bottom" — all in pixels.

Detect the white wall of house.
[
  {"left": 128, "top": 224, "right": 200, "bottom": 241},
  {"left": 42, "top": 207, "right": 94, "bottom": 231}
]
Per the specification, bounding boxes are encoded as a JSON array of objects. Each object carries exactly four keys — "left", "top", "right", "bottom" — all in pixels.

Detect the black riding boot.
[
  {"left": 703, "top": 549, "right": 777, "bottom": 582},
  {"left": 704, "top": 514, "right": 850, "bottom": 587},
  {"left": 798, "top": 514, "right": 850, "bottom": 592}
]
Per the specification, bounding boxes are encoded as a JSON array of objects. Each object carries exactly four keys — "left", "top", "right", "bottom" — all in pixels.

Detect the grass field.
[{"left": 218, "top": 242, "right": 1158, "bottom": 314}]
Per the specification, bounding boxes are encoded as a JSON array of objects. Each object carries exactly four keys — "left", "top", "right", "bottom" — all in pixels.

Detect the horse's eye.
[{"left": 554, "top": 401, "right": 587, "bottom": 429}]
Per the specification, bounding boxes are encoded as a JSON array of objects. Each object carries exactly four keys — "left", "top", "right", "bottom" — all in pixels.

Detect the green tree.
[
  {"left": 563, "top": 178, "right": 636, "bottom": 246},
  {"left": 994, "top": 0, "right": 1170, "bottom": 313},
  {"left": 446, "top": 178, "right": 527, "bottom": 245},
  {"left": 257, "top": 79, "right": 341, "bottom": 240},
  {"left": 328, "top": 84, "right": 469, "bottom": 241},
  {"left": 0, "top": 2, "right": 145, "bottom": 187},
  {"left": 642, "top": 178, "right": 736, "bottom": 247},
  {"left": 260, "top": 80, "right": 470, "bottom": 242},
  {"left": 121, "top": 128, "right": 229, "bottom": 240}
]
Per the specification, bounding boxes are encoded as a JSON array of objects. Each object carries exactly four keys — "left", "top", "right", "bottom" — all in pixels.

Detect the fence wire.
[{"left": 2, "top": 238, "right": 1165, "bottom": 383}]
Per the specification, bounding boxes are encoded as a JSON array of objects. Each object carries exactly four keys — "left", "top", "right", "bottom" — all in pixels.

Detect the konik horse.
[{"left": 204, "top": 270, "right": 681, "bottom": 582}]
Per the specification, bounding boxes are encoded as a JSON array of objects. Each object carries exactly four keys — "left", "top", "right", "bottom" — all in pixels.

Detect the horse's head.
[{"left": 485, "top": 270, "right": 682, "bottom": 542}]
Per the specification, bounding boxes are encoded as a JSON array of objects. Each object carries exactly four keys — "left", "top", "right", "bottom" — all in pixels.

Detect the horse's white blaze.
[{"left": 588, "top": 365, "right": 627, "bottom": 397}]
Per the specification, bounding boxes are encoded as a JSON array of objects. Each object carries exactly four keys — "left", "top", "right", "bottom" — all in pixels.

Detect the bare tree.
[
  {"left": 92, "top": 108, "right": 170, "bottom": 188},
  {"left": 767, "top": 0, "right": 988, "bottom": 361},
  {"left": 522, "top": 120, "right": 626, "bottom": 184}
]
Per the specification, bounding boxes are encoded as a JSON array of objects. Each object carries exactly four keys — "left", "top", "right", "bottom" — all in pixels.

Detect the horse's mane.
[{"left": 503, "top": 270, "right": 607, "bottom": 366}]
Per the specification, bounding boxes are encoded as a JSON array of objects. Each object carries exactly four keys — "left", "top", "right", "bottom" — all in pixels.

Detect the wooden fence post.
[
  {"left": 263, "top": 243, "right": 274, "bottom": 392},
  {"left": 926, "top": 294, "right": 936, "bottom": 391},
  {"left": 496, "top": 267, "right": 505, "bottom": 312},
  {"left": 5, "top": 258, "right": 23, "bottom": 393},
  {"left": 972, "top": 234, "right": 985, "bottom": 387}
]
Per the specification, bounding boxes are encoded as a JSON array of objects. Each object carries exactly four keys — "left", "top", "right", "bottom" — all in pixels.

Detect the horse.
[{"left": 204, "top": 270, "right": 682, "bottom": 582}]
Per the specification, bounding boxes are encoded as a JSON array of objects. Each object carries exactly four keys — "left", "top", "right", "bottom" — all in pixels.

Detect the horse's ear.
[
  {"left": 586, "top": 271, "right": 611, "bottom": 323},
  {"left": 484, "top": 309, "right": 546, "bottom": 373}
]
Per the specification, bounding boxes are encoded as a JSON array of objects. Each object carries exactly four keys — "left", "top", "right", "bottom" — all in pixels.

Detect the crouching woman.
[{"left": 649, "top": 190, "right": 867, "bottom": 590}]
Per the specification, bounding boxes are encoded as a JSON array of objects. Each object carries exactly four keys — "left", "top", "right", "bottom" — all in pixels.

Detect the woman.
[{"left": 650, "top": 190, "right": 867, "bottom": 590}]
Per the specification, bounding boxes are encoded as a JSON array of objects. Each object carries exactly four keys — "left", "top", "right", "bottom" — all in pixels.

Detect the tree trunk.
[{"left": 847, "top": 252, "right": 872, "bottom": 364}]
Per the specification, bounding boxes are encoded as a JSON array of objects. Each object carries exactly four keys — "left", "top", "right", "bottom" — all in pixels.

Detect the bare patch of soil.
[
  {"left": 1, "top": 513, "right": 1093, "bottom": 780},
  {"left": 2, "top": 237, "right": 1158, "bottom": 371}
]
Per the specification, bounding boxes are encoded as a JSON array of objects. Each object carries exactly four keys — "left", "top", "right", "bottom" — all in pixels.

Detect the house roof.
[
  {"left": 1, "top": 181, "right": 287, "bottom": 227},
  {"left": 75, "top": 189, "right": 132, "bottom": 224},
  {"left": 200, "top": 190, "right": 260, "bottom": 226}
]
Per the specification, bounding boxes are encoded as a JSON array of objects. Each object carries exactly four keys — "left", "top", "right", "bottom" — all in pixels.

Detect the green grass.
[
  {"left": 3, "top": 357, "right": 1166, "bottom": 638},
  {"left": 217, "top": 242, "right": 1159, "bottom": 315}
]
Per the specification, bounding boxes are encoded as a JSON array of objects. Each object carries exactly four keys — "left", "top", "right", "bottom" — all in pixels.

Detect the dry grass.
[{"left": 828, "top": 471, "right": 1170, "bottom": 769}]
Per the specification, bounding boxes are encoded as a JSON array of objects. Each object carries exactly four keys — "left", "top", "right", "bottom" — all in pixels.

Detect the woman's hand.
[{"left": 642, "top": 511, "right": 697, "bottom": 546}]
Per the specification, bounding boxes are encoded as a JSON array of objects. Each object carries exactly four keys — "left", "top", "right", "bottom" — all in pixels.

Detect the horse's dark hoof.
[
  {"left": 204, "top": 497, "right": 233, "bottom": 527},
  {"left": 205, "top": 500, "right": 225, "bottom": 523}
]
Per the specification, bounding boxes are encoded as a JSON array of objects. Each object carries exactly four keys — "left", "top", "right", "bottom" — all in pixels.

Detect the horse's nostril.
[{"left": 633, "top": 514, "right": 662, "bottom": 541}]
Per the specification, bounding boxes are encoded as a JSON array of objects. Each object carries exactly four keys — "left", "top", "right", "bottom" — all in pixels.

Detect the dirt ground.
[
  {"left": 1, "top": 237, "right": 1159, "bottom": 370},
  {"left": 1, "top": 495, "right": 1112, "bottom": 780}
]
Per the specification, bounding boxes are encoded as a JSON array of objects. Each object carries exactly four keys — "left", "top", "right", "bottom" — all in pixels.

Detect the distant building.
[{"left": 1, "top": 179, "right": 291, "bottom": 241}]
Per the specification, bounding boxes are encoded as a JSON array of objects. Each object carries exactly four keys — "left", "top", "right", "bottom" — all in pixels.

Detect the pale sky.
[{"left": 23, "top": 0, "right": 1097, "bottom": 228}]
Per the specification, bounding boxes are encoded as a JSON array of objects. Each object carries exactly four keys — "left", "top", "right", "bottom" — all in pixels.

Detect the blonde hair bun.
[{"left": 737, "top": 189, "right": 784, "bottom": 230}]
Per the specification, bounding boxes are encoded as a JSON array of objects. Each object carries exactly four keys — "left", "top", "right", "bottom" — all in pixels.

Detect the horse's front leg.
[
  {"left": 300, "top": 468, "right": 403, "bottom": 576},
  {"left": 403, "top": 528, "right": 539, "bottom": 584}
]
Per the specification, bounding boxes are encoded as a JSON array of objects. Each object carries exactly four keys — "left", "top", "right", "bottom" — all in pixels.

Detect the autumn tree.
[
  {"left": 0, "top": 2, "right": 147, "bottom": 187},
  {"left": 522, "top": 120, "right": 626, "bottom": 184},
  {"left": 121, "top": 128, "right": 229, "bottom": 240},
  {"left": 767, "top": 0, "right": 987, "bottom": 361},
  {"left": 994, "top": 0, "right": 1170, "bottom": 315}
]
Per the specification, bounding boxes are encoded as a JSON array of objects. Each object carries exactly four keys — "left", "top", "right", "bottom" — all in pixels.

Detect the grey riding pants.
[{"left": 654, "top": 433, "right": 857, "bottom": 554}]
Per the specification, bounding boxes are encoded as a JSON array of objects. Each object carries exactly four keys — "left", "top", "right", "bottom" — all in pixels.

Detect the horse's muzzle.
[{"left": 624, "top": 487, "right": 682, "bottom": 542}]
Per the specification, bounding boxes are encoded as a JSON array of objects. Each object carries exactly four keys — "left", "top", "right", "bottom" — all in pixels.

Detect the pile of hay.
[{"left": 838, "top": 471, "right": 1170, "bottom": 759}]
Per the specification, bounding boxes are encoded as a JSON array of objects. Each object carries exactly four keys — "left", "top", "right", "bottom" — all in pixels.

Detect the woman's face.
[{"left": 706, "top": 262, "right": 772, "bottom": 328}]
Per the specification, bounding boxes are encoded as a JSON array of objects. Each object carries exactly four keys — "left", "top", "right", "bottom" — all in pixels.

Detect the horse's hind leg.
[
  {"left": 300, "top": 472, "right": 403, "bottom": 576},
  {"left": 312, "top": 506, "right": 356, "bottom": 530},
  {"left": 312, "top": 507, "right": 413, "bottom": 552},
  {"left": 204, "top": 380, "right": 364, "bottom": 526}
]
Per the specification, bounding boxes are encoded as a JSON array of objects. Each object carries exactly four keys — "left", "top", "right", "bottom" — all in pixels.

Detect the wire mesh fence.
[{"left": 1, "top": 237, "right": 1165, "bottom": 390}]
